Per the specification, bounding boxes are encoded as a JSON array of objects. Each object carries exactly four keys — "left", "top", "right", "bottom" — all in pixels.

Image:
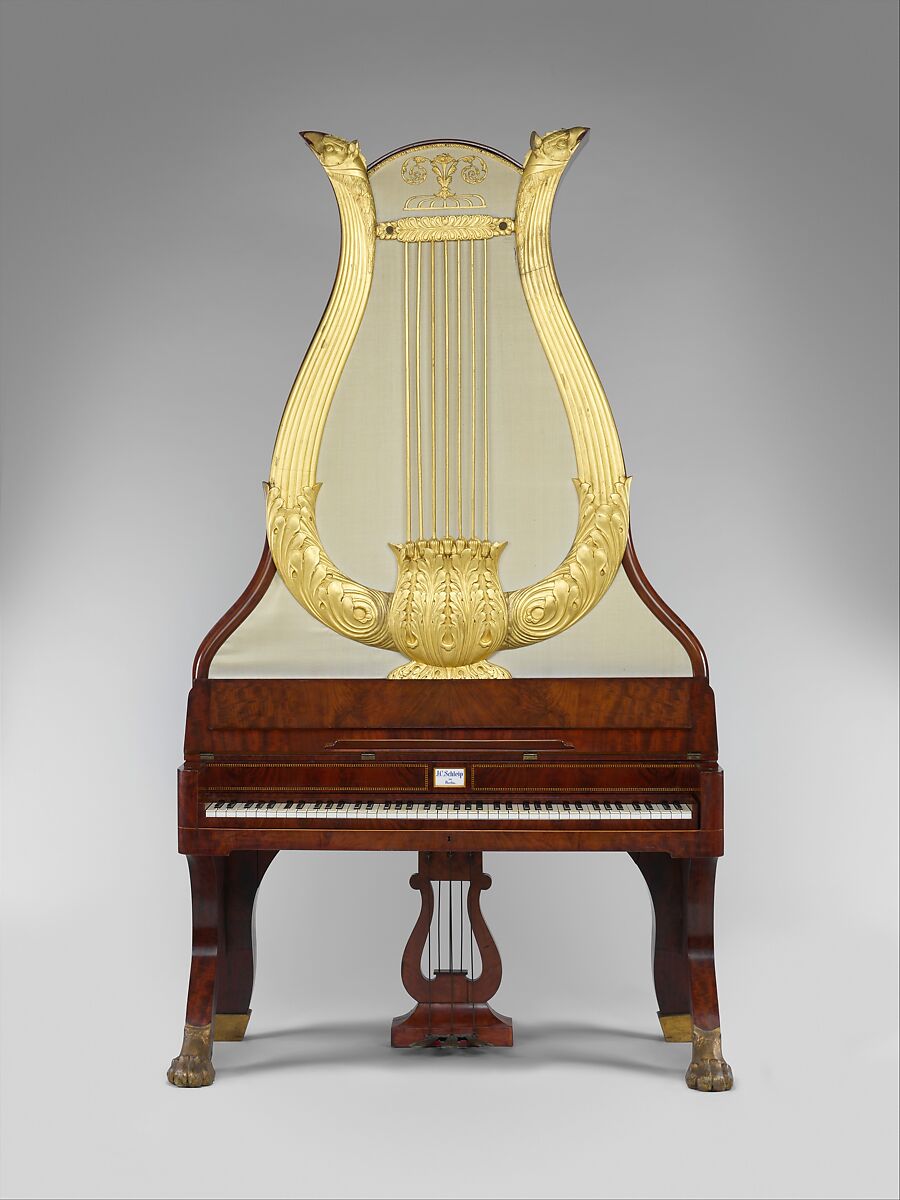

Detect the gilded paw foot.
[
  {"left": 167, "top": 1023, "right": 215, "bottom": 1088},
  {"left": 685, "top": 1026, "right": 733, "bottom": 1092}
]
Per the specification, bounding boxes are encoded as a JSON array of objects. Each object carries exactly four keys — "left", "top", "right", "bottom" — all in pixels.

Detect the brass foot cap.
[
  {"left": 658, "top": 1012, "right": 693, "bottom": 1043},
  {"left": 214, "top": 1011, "right": 251, "bottom": 1042}
]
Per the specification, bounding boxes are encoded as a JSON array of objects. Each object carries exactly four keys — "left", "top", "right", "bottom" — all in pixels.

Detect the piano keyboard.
[{"left": 204, "top": 800, "right": 692, "bottom": 822}]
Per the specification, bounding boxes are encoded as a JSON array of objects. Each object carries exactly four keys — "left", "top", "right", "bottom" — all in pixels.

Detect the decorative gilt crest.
[
  {"left": 401, "top": 150, "right": 488, "bottom": 209},
  {"left": 266, "top": 129, "right": 631, "bottom": 679}
]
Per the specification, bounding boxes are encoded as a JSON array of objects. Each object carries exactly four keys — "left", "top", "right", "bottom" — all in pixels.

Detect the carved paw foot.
[
  {"left": 685, "top": 1026, "right": 733, "bottom": 1092},
  {"left": 167, "top": 1023, "right": 215, "bottom": 1088},
  {"left": 167, "top": 1053, "right": 215, "bottom": 1088}
]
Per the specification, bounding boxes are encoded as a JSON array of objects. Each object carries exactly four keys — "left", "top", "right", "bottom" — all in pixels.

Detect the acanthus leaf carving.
[
  {"left": 266, "top": 483, "right": 393, "bottom": 649},
  {"left": 504, "top": 477, "right": 631, "bottom": 649}
]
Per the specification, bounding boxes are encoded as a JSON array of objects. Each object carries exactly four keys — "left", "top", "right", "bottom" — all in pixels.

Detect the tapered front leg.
[
  {"left": 684, "top": 857, "right": 733, "bottom": 1092},
  {"left": 631, "top": 853, "right": 692, "bottom": 1041},
  {"left": 168, "top": 855, "right": 223, "bottom": 1088},
  {"left": 214, "top": 851, "right": 277, "bottom": 1041}
]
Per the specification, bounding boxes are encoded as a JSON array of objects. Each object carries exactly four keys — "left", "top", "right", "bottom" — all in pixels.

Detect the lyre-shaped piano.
[{"left": 169, "top": 129, "right": 733, "bottom": 1092}]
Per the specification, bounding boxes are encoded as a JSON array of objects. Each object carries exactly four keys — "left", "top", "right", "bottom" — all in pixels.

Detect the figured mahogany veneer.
[{"left": 178, "top": 670, "right": 722, "bottom": 857}]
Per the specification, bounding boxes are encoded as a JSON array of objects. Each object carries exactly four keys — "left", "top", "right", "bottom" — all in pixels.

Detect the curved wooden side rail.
[
  {"left": 193, "top": 541, "right": 276, "bottom": 681},
  {"left": 392, "top": 851, "right": 512, "bottom": 1047},
  {"left": 623, "top": 534, "right": 709, "bottom": 678}
]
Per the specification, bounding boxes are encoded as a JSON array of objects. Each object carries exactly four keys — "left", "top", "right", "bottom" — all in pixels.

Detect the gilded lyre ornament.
[{"left": 265, "top": 129, "right": 631, "bottom": 679}]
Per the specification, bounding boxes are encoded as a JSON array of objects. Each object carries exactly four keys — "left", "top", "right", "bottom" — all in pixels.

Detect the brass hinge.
[
  {"left": 361, "top": 751, "right": 376, "bottom": 761},
  {"left": 199, "top": 752, "right": 215, "bottom": 762},
  {"left": 686, "top": 752, "right": 702, "bottom": 760},
  {"left": 523, "top": 752, "right": 538, "bottom": 761}
]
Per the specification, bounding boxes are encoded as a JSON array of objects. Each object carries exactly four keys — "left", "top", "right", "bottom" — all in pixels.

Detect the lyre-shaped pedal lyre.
[
  {"left": 266, "top": 128, "right": 632, "bottom": 678},
  {"left": 391, "top": 852, "right": 513, "bottom": 1047}
]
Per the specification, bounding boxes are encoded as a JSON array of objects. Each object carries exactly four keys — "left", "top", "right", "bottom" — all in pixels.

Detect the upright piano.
[{"left": 168, "top": 128, "right": 733, "bottom": 1092}]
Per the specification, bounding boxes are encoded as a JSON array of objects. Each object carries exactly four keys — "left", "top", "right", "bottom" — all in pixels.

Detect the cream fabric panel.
[
  {"left": 209, "top": 145, "right": 691, "bottom": 679},
  {"left": 209, "top": 566, "right": 691, "bottom": 679},
  {"left": 210, "top": 571, "right": 407, "bottom": 678}
]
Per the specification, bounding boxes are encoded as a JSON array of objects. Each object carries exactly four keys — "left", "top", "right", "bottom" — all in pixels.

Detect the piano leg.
[
  {"left": 684, "top": 857, "right": 733, "bottom": 1092},
  {"left": 167, "top": 854, "right": 223, "bottom": 1088},
  {"left": 214, "top": 851, "right": 278, "bottom": 1042},
  {"left": 630, "top": 853, "right": 692, "bottom": 1042}
]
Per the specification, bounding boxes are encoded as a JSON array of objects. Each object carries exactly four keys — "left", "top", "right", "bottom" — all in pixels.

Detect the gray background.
[{"left": 1, "top": 2, "right": 897, "bottom": 1198}]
